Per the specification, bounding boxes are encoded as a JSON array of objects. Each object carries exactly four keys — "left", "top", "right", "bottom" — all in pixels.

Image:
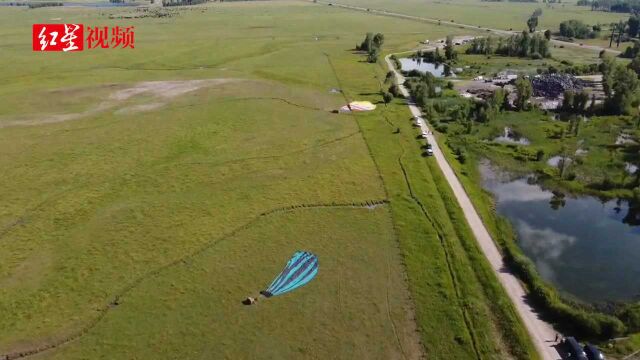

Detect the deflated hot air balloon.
[{"left": 243, "top": 251, "right": 318, "bottom": 305}]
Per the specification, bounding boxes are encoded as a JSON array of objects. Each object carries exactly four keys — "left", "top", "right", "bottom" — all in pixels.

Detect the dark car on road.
[
  {"left": 563, "top": 337, "right": 588, "bottom": 360},
  {"left": 584, "top": 344, "right": 605, "bottom": 360}
]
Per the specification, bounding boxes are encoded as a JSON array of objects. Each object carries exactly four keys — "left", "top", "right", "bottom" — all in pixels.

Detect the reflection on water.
[
  {"left": 516, "top": 220, "right": 576, "bottom": 282},
  {"left": 493, "top": 127, "right": 530, "bottom": 145},
  {"left": 399, "top": 58, "right": 454, "bottom": 78},
  {"left": 480, "top": 161, "right": 640, "bottom": 302},
  {"left": 547, "top": 156, "right": 572, "bottom": 168}
]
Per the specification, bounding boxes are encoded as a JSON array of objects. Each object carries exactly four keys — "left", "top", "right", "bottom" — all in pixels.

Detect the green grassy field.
[
  {"left": 328, "top": 0, "right": 637, "bottom": 57},
  {"left": 35, "top": 207, "right": 423, "bottom": 359},
  {"left": 334, "top": 0, "right": 627, "bottom": 33},
  {"left": 0, "top": 1, "right": 539, "bottom": 359},
  {"left": 325, "top": 46, "right": 538, "bottom": 357}
]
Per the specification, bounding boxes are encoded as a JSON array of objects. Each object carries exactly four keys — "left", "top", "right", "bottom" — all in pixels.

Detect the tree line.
[
  {"left": 578, "top": 0, "right": 640, "bottom": 13},
  {"left": 356, "top": 32, "right": 385, "bottom": 63},
  {"left": 162, "top": 0, "right": 207, "bottom": 6},
  {"left": 558, "top": 19, "right": 601, "bottom": 39},
  {"left": 27, "top": 2, "right": 62, "bottom": 8},
  {"left": 465, "top": 32, "right": 550, "bottom": 59},
  {"left": 601, "top": 55, "right": 640, "bottom": 114},
  {"left": 403, "top": 55, "right": 640, "bottom": 339}
]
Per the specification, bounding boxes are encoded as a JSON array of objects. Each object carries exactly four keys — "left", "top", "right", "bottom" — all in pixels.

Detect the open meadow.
[
  {"left": 334, "top": 0, "right": 628, "bottom": 33},
  {"left": 0, "top": 1, "right": 542, "bottom": 359}
]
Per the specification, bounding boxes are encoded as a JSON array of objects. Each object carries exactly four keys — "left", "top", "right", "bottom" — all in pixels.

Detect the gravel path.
[{"left": 384, "top": 54, "right": 562, "bottom": 360}]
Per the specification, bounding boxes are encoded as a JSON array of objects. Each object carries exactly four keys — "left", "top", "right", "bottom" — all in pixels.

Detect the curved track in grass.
[
  {"left": 384, "top": 53, "right": 560, "bottom": 360},
  {"left": 0, "top": 200, "right": 388, "bottom": 360}
]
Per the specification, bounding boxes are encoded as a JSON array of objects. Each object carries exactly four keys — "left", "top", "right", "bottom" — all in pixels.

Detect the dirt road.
[
  {"left": 320, "top": 0, "right": 621, "bottom": 55},
  {"left": 384, "top": 54, "right": 561, "bottom": 360}
]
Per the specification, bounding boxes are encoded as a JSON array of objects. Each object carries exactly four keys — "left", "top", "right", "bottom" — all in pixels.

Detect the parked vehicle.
[
  {"left": 584, "top": 344, "right": 605, "bottom": 360},
  {"left": 563, "top": 337, "right": 588, "bottom": 360},
  {"left": 425, "top": 144, "right": 433, "bottom": 156}
]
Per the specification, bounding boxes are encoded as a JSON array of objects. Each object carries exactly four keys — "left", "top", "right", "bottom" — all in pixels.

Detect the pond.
[
  {"left": 546, "top": 155, "right": 572, "bottom": 168},
  {"left": 493, "top": 127, "right": 530, "bottom": 145},
  {"left": 399, "top": 58, "right": 454, "bottom": 78},
  {"left": 480, "top": 161, "right": 640, "bottom": 303}
]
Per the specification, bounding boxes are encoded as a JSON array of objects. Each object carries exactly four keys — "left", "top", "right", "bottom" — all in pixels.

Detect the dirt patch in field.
[
  {"left": 114, "top": 102, "right": 165, "bottom": 115},
  {"left": 110, "top": 79, "right": 232, "bottom": 101},
  {"left": 0, "top": 250, "right": 53, "bottom": 291},
  {"left": 0, "top": 79, "right": 239, "bottom": 128}
]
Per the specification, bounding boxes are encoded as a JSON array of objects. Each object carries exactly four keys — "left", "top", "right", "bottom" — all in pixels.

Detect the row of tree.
[
  {"left": 601, "top": 55, "right": 640, "bottom": 114},
  {"left": 560, "top": 90, "right": 593, "bottom": 113},
  {"left": 577, "top": 0, "right": 640, "bottom": 12},
  {"left": 527, "top": 8, "right": 542, "bottom": 33},
  {"left": 409, "top": 73, "right": 442, "bottom": 108},
  {"left": 404, "top": 39, "right": 640, "bottom": 339},
  {"left": 411, "top": 36, "right": 457, "bottom": 64},
  {"left": 162, "top": 0, "right": 207, "bottom": 6},
  {"left": 356, "top": 32, "right": 385, "bottom": 63},
  {"left": 410, "top": 75, "right": 533, "bottom": 125},
  {"left": 465, "top": 32, "right": 550, "bottom": 59},
  {"left": 627, "top": 15, "right": 640, "bottom": 37},
  {"left": 558, "top": 19, "right": 600, "bottom": 39},
  {"left": 27, "top": 1, "right": 62, "bottom": 7}
]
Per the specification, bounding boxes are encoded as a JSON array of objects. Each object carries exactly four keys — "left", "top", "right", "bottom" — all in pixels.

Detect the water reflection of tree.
[
  {"left": 622, "top": 199, "right": 640, "bottom": 226},
  {"left": 606, "top": 197, "right": 640, "bottom": 227},
  {"left": 549, "top": 191, "right": 566, "bottom": 210}
]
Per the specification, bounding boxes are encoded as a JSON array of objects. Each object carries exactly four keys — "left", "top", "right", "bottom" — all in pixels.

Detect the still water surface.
[
  {"left": 480, "top": 162, "right": 640, "bottom": 302},
  {"left": 399, "top": 58, "right": 453, "bottom": 78}
]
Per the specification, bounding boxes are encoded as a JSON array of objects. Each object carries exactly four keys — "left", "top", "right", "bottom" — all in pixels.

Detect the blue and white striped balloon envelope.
[{"left": 260, "top": 251, "right": 318, "bottom": 298}]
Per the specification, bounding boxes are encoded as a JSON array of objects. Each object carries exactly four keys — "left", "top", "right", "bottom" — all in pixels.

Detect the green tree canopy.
[
  {"left": 515, "top": 76, "right": 533, "bottom": 111},
  {"left": 527, "top": 15, "right": 539, "bottom": 33},
  {"left": 444, "top": 35, "right": 457, "bottom": 60}
]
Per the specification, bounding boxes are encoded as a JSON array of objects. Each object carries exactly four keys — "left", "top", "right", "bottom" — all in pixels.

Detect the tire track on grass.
[
  {"left": 381, "top": 105, "right": 480, "bottom": 358},
  {"left": 386, "top": 245, "right": 408, "bottom": 360},
  {"left": 324, "top": 53, "right": 422, "bottom": 359},
  {"left": 48, "top": 93, "right": 330, "bottom": 135},
  {"left": 397, "top": 144, "right": 483, "bottom": 360},
  {"left": 0, "top": 128, "right": 358, "bottom": 244},
  {"left": 376, "top": 58, "right": 485, "bottom": 358},
  {"left": 0, "top": 200, "right": 388, "bottom": 360},
  {"left": 221, "top": 96, "right": 325, "bottom": 111},
  {"left": 176, "top": 131, "right": 360, "bottom": 168},
  {"left": 0, "top": 187, "right": 79, "bottom": 241}
]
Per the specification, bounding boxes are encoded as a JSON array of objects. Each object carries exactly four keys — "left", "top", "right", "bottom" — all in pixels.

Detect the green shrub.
[
  {"left": 436, "top": 123, "right": 448, "bottom": 133},
  {"left": 382, "top": 92, "right": 393, "bottom": 104},
  {"left": 619, "top": 303, "right": 640, "bottom": 332},
  {"left": 504, "top": 241, "right": 626, "bottom": 339}
]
